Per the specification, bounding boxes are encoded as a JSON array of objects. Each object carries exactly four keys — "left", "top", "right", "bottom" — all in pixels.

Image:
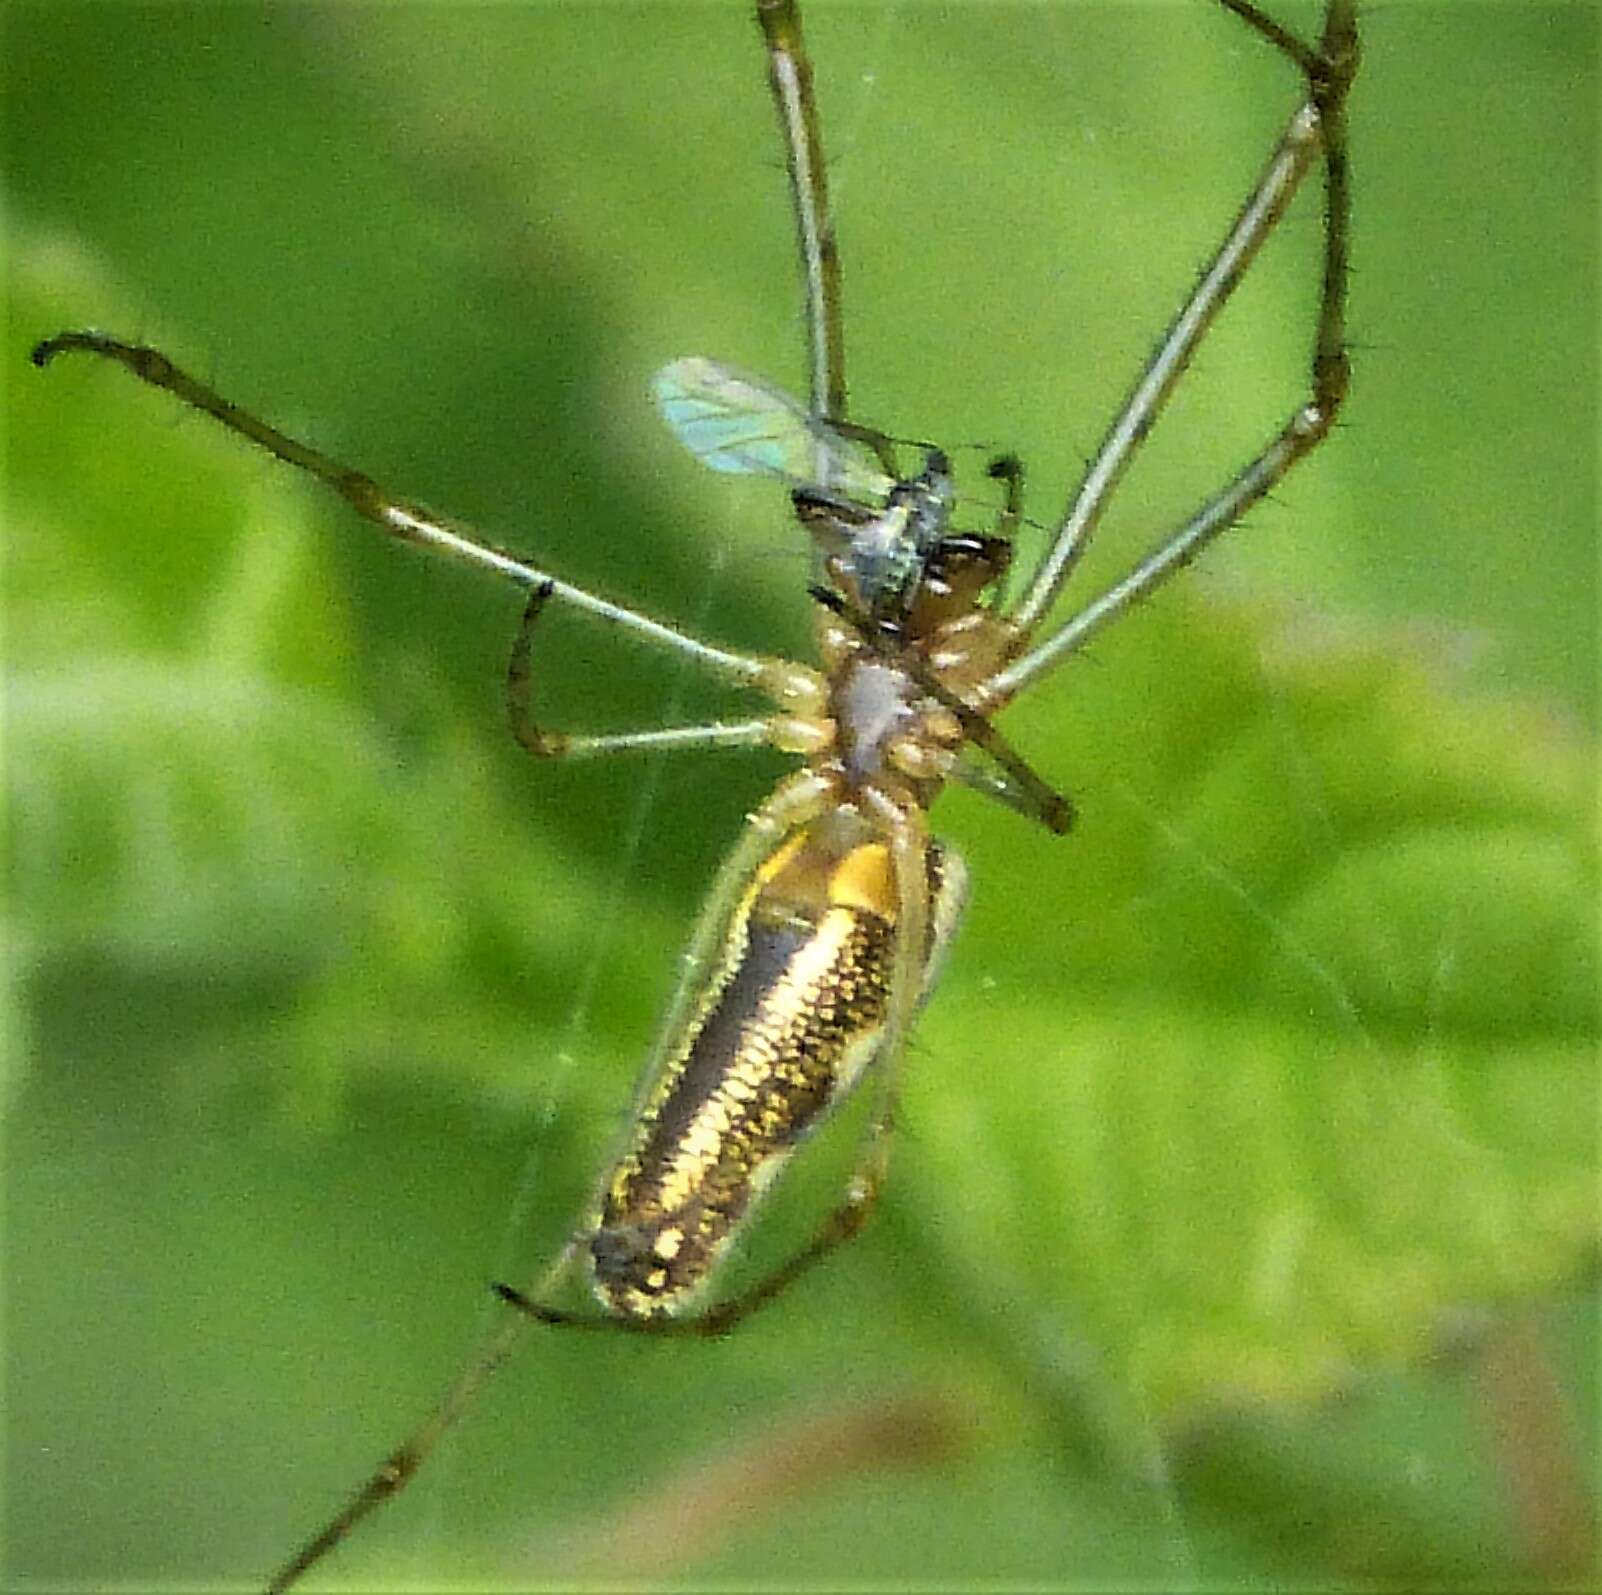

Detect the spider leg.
[
  {"left": 757, "top": 0, "right": 846, "bottom": 427},
  {"left": 264, "top": 767, "right": 838, "bottom": 1592},
  {"left": 991, "top": 0, "right": 1357, "bottom": 700},
  {"left": 505, "top": 582, "right": 821, "bottom": 760},
  {"left": 31, "top": 332, "right": 790, "bottom": 696},
  {"left": 947, "top": 752, "right": 1067, "bottom": 832}
]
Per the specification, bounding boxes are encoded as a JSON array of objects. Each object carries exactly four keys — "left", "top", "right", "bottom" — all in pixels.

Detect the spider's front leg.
[{"left": 31, "top": 331, "right": 810, "bottom": 708}]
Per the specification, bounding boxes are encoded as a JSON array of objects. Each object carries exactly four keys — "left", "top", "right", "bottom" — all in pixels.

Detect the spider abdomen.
[{"left": 590, "top": 819, "right": 964, "bottom": 1318}]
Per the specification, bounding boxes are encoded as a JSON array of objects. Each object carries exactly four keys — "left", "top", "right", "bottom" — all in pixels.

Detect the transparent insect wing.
[{"left": 653, "top": 356, "right": 891, "bottom": 502}]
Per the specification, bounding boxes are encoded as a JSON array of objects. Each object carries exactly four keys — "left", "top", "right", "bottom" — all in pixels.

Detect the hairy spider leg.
[{"left": 987, "top": 0, "right": 1358, "bottom": 703}]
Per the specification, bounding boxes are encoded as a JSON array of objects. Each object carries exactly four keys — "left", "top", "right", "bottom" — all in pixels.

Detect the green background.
[{"left": 7, "top": 3, "right": 1596, "bottom": 1589}]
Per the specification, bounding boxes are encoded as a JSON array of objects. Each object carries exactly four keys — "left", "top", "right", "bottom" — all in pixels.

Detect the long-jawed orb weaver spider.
[{"left": 33, "top": 0, "right": 1357, "bottom": 1585}]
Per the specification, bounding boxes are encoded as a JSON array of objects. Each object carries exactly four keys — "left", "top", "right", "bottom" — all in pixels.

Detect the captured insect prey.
[{"left": 31, "top": 0, "right": 1361, "bottom": 1587}]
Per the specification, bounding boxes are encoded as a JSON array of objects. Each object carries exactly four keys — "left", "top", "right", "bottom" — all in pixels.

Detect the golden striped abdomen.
[{"left": 589, "top": 815, "right": 957, "bottom": 1318}]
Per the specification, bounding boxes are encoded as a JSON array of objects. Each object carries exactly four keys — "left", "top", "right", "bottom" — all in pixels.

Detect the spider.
[{"left": 32, "top": 0, "right": 1357, "bottom": 1586}]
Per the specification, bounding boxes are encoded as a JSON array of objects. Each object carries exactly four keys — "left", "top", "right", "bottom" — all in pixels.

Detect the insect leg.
[
  {"left": 981, "top": 453, "right": 1026, "bottom": 614},
  {"left": 987, "top": 454, "right": 1025, "bottom": 543},
  {"left": 992, "top": 0, "right": 1357, "bottom": 699}
]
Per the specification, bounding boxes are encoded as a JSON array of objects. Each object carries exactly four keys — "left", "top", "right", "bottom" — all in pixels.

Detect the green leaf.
[
  {"left": 914, "top": 604, "right": 1596, "bottom": 1423},
  {"left": 8, "top": 4, "right": 1595, "bottom": 1589}
]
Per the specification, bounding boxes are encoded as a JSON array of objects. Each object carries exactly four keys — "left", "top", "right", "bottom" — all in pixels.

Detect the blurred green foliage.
[{"left": 6, "top": 3, "right": 1596, "bottom": 1589}]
